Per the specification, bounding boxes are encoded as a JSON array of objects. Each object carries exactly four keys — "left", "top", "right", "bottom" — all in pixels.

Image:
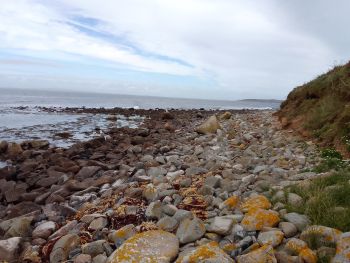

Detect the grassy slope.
[{"left": 277, "top": 61, "right": 350, "bottom": 152}]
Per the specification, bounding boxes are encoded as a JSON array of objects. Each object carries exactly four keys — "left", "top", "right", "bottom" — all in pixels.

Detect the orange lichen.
[
  {"left": 241, "top": 195, "right": 271, "bottom": 212},
  {"left": 300, "top": 225, "right": 342, "bottom": 245},
  {"left": 299, "top": 248, "right": 317, "bottom": 263},
  {"left": 285, "top": 238, "right": 308, "bottom": 255},
  {"left": 221, "top": 243, "right": 237, "bottom": 254},
  {"left": 236, "top": 245, "right": 276, "bottom": 263},
  {"left": 223, "top": 195, "right": 239, "bottom": 209},
  {"left": 110, "top": 230, "right": 179, "bottom": 263},
  {"left": 176, "top": 242, "right": 234, "bottom": 263},
  {"left": 241, "top": 208, "right": 280, "bottom": 231}
]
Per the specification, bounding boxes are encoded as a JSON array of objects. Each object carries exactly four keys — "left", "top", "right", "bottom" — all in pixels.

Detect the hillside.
[{"left": 277, "top": 61, "right": 350, "bottom": 153}]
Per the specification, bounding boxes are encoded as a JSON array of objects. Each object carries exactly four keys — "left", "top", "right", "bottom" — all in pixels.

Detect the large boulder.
[
  {"left": 195, "top": 115, "right": 221, "bottom": 134},
  {"left": 107, "top": 230, "right": 179, "bottom": 263}
]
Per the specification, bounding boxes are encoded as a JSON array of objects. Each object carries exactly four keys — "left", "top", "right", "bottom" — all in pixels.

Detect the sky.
[{"left": 0, "top": 0, "right": 349, "bottom": 100}]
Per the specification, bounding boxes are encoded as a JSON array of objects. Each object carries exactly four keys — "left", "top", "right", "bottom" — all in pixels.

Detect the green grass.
[
  {"left": 285, "top": 169, "right": 350, "bottom": 232},
  {"left": 313, "top": 148, "right": 346, "bottom": 172},
  {"left": 278, "top": 61, "right": 350, "bottom": 152}
]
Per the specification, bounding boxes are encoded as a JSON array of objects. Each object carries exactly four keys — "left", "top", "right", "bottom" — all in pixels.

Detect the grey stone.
[
  {"left": 0, "top": 237, "right": 23, "bottom": 262},
  {"left": 50, "top": 234, "right": 80, "bottom": 263},
  {"left": 176, "top": 217, "right": 206, "bottom": 244},
  {"left": 284, "top": 212, "right": 310, "bottom": 231},
  {"left": 145, "top": 200, "right": 162, "bottom": 219},
  {"left": 279, "top": 222, "right": 298, "bottom": 238},
  {"left": 157, "top": 216, "right": 179, "bottom": 232},
  {"left": 82, "top": 240, "right": 111, "bottom": 257},
  {"left": 208, "top": 216, "right": 234, "bottom": 235}
]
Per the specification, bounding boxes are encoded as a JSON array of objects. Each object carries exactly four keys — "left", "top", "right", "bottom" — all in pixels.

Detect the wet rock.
[
  {"left": 6, "top": 142, "right": 23, "bottom": 158},
  {"left": 32, "top": 221, "right": 57, "bottom": 239},
  {"left": 50, "top": 233, "right": 81, "bottom": 263},
  {"left": 237, "top": 245, "right": 276, "bottom": 263},
  {"left": 0, "top": 140, "right": 8, "bottom": 153},
  {"left": 0, "top": 237, "right": 23, "bottom": 262},
  {"left": 241, "top": 208, "right": 280, "bottom": 231},
  {"left": 108, "top": 230, "right": 179, "bottom": 262},
  {"left": 177, "top": 241, "right": 234, "bottom": 263},
  {"left": 257, "top": 230, "right": 284, "bottom": 247},
  {"left": 176, "top": 217, "right": 206, "bottom": 244},
  {"left": 75, "top": 166, "right": 101, "bottom": 181},
  {"left": 29, "top": 139, "right": 49, "bottom": 149},
  {"left": 161, "top": 111, "right": 174, "bottom": 120},
  {"left": 208, "top": 216, "right": 234, "bottom": 235},
  {"left": 195, "top": 115, "right": 221, "bottom": 134},
  {"left": 284, "top": 212, "right": 310, "bottom": 231}
]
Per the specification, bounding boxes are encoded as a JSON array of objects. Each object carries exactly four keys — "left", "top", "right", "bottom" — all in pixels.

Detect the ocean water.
[
  {"left": 0, "top": 88, "right": 282, "bottom": 110},
  {"left": 0, "top": 88, "right": 281, "bottom": 148}
]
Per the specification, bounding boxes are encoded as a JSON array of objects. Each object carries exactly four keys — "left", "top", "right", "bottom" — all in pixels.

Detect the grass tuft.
[{"left": 285, "top": 169, "right": 350, "bottom": 232}]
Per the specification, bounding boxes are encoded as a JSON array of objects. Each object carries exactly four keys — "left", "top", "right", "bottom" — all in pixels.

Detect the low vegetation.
[
  {"left": 285, "top": 148, "right": 350, "bottom": 232},
  {"left": 277, "top": 61, "right": 350, "bottom": 154}
]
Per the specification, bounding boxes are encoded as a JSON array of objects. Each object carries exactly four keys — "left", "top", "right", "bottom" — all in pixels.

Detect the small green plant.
[
  {"left": 285, "top": 169, "right": 350, "bottom": 232},
  {"left": 313, "top": 148, "right": 346, "bottom": 172}
]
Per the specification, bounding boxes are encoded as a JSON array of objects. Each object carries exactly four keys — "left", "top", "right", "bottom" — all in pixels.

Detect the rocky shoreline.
[{"left": 0, "top": 108, "right": 348, "bottom": 262}]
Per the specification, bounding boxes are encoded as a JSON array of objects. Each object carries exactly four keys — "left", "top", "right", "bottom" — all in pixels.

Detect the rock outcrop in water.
[{"left": 0, "top": 108, "right": 348, "bottom": 262}]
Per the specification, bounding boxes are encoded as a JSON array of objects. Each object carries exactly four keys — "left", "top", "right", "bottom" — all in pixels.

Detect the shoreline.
[{"left": 0, "top": 109, "right": 328, "bottom": 262}]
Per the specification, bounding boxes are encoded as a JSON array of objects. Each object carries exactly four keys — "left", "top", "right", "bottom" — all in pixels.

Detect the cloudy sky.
[{"left": 0, "top": 0, "right": 349, "bottom": 100}]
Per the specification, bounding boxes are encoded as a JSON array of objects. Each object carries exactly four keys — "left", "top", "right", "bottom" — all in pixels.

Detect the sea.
[{"left": 0, "top": 88, "right": 282, "bottom": 149}]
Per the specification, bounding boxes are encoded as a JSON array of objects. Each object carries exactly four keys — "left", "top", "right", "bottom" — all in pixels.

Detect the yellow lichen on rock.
[
  {"left": 300, "top": 225, "right": 342, "bottom": 246},
  {"left": 241, "top": 195, "right": 271, "bottom": 212},
  {"left": 221, "top": 195, "right": 239, "bottom": 210},
  {"left": 332, "top": 232, "right": 350, "bottom": 263},
  {"left": 108, "top": 230, "right": 179, "bottom": 263},
  {"left": 285, "top": 238, "right": 308, "bottom": 255},
  {"left": 299, "top": 248, "right": 317, "bottom": 263},
  {"left": 236, "top": 245, "right": 276, "bottom": 263},
  {"left": 241, "top": 208, "right": 280, "bottom": 231},
  {"left": 176, "top": 241, "right": 234, "bottom": 263}
]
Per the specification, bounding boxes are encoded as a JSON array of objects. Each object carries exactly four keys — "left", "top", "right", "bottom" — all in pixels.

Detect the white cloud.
[{"left": 0, "top": 0, "right": 349, "bottom": 99}]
